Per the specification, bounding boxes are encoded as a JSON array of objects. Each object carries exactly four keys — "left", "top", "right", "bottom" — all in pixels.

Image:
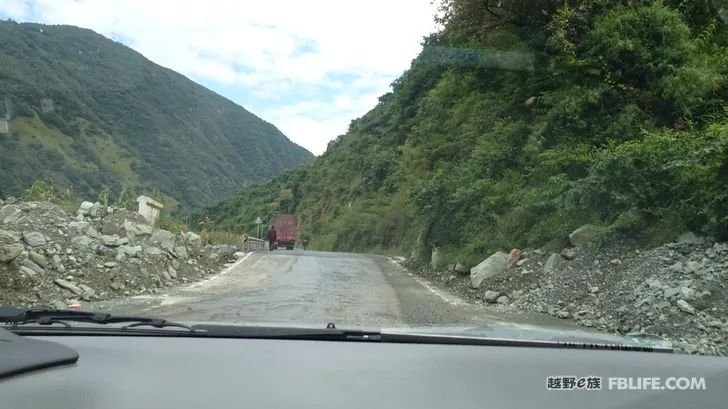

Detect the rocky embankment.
[
  {"left": 419, "top": 226, "right": 728, "bottom": 356},
  {"left": 0, "top": 197, "right": 240, "bottom": 308}
]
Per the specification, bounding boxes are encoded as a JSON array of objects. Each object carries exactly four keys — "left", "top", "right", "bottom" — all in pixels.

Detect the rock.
[
  {"left": 496, "top": 295, "right": 510, "bottom": 304},
  {"left": 54, "top": 279, "right": 84, "bottom": 295},
  {"left": 78, "top": 284, "right": 95, "bottom": 300},
  {"left": 679, "top": 286, "right": 697, "bottom": 301},
  {"left": 89, "top": 202, "right": 105, "bottom": 218},
  {"left": 22, "top": 231, "right": 47, "bottom": 247},
  {"left": 123, "top": 220, "right": 153, "bottom": 238},
  {"left": 515, "top": 258, "right": 528, "bottom": 267},
  {"left": 0, "top": 204, "right": 22, "bottom": 224},
  {"left": 670, "top": 262, "right": 684, "bottom": 273},
  {"left": 173, "top": 245, "right": 189, "bottom": 260},
  {"left": 21, "top": 258, "right": 46, "bottom": 274},
  {"left": 71, "top": 235, "right": 94, "bottom": 248},
  {"left": 645, "top": 277, "right": 662, "bottom": 288},
  {"left": 685, "top": 261, "right": 700, "bottom": 274},
  {"left": 505, "top": 248, "right": 522, "bottom": 269},
  {"left": 676, "top": 299, "right": 695, "bottom": 314},
  {"left": 470, "top": 251, "right": 508, "bottom": 289},
  {"left": 100, "top": 234, "right": 128, "bottom": 247},
  {"left": 109, "top": 282, "right": 124, "bottom": 291},
  {"left": 556, "top": 310, "right": 570, "bottom": 319},
  {"left": 159, "top": 269, "right": 172, "bottom": 281},
  {"left": 663, "top": 287, "right": 681, "bottom": 299},
  {"left": 19, "top": 266, "right": 37, "bottom": 276},
  {"left": 707, "top": 320, "right": 724, "bottom": 329},
  {"left": 182, "top": 231, "right": 202, "bottom": 246},
  {"left": 589, "top": 286, "right": 599, "bottom": 293},
  {"left": 118, "top": 245, "right": 142, "bottom": 258},
  {"left": 560, "top": 248, "right": 577, "bottom": 260},
  {"left": 0, "top": 243, "right": 24, "bottom": 263},
  {"left": 212, "top": 245, "right": 238, "bottom": 257},
  {"left": 28, "top": 251, "right": 49, "bottom": 269},
  {"left": 454, "top": 263, "right": 469, "bottom": 274},
  {"left": 609, "top": 258, "right": 622, "bottom": 265},
  {"left": 145, "top": 246, "right": 162, "bottom": 256},
  {"left": 568, "top": 224, "right": 601, "bottom": 246},
  {"left": 151, "top": 229, "right": 176, "bottom": 252},
  {"left": 677, "top": 231, "right": 701, "bottom": 245},
  {"left": 68, "top": 220, "right": 91, "bottom": 231},
  {"left": 104, "top": 261, "right": 118, "bottom": 268},
  {"left": 77, "top": 201, "right": 94, "bottom": 216},
  {"left": 483, "top": 290, "right": 501, "bottom": 303},
  {"left": 168, "top": 266, "right": 178, "bottom": 279},
  {"left": 543, "top": 253, "right": 560, "bottom": 273}
]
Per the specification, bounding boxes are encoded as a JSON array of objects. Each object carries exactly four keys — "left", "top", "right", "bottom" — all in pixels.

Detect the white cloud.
[{"left": 1, "top": 0, "right": 440, "bottom": 154}]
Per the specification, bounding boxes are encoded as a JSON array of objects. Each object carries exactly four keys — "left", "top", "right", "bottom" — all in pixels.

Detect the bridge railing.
[{"left": 242, "top": 237, "right": 266, "bottom": 251}]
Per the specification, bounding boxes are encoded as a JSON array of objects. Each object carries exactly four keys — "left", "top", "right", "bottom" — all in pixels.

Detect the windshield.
[{"left": 0, "top": 0, "right": 727, "bottom": 356}]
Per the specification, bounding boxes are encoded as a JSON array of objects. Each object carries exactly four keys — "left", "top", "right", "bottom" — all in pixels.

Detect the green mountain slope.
[
  {"left": 208, "top": 0, "right": 728, "bottom": 266},
  {"left": 0, "top": 20, "right": 312, "bottom": 211}
]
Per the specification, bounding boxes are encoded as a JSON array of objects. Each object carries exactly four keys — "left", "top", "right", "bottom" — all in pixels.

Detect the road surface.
[{"left": 93, "top": 250, "right": 577, "bottom": 329}]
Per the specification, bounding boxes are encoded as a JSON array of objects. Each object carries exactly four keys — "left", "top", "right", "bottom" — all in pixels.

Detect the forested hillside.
[
  {"left": 0, "top": 20, "right": 312, "bottom": 211},
  {"left": 209, "top": 0, "right": 728, "bottom": 267}
]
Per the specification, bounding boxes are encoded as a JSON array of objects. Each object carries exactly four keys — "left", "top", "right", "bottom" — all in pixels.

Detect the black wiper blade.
[
  {"left": 378, "top": 332, "right": 673, "bottom": 352},
  {"left": 0, "top": 306, "right": 204, "bottom": 333},
  {"left": 192, "top": 323, "right": 381, "bottom": 341}
]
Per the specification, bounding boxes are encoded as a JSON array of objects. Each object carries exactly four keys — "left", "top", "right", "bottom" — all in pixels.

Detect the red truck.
[{"left": 272, "top": 214, "right": 297, "bottom": 250}]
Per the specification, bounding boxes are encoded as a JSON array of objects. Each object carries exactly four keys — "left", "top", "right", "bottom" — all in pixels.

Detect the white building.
[{"left": 136, "top": 195, "right": 164, "bottom": 226}]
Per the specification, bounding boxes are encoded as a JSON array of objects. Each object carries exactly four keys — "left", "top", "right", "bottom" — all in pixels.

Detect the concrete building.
[{"left": 136, "top": 195, "right": 163, "bottom": 226}]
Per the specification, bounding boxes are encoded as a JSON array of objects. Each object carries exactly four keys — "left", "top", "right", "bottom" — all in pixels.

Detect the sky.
[{"left": 0, "top": 0, "right": 441, "bottom": 154}]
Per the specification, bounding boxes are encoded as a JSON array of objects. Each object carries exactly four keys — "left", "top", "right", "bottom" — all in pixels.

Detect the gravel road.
[{"left": 91, "top": 250, "right": 582, "bottom": 329}]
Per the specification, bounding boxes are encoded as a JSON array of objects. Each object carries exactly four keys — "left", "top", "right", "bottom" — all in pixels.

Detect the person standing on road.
[{"left": 266, "top": 225, "right": 277, "bottom": 251}]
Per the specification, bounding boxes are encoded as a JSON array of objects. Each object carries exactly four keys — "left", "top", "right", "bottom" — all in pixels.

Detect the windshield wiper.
[{"left": 0, "top": 306, "right": 205, "bottom": 333}]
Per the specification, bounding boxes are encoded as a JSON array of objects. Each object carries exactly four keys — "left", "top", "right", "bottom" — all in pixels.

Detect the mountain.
[
  {"left": 0, "top": 20, "right": 312, "bottom": 211},
  {"left": 207, "top": 0, "right": 728, "bottom": 266}
]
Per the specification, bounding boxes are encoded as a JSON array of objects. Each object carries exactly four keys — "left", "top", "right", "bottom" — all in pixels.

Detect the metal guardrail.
[{"left": 242, "top": 237, "right": 266, "bottom": 251}]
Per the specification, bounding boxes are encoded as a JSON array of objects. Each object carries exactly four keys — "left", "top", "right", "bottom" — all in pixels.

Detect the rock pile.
[
  {"left": 0, "top": 198, "right": 239, "bottom": 308},
  {"left": 418, "top": 225, "right": 728, "bottom": 356}
]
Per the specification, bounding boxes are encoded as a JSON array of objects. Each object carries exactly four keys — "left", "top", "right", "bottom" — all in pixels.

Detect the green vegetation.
[
  {"left": 24, "top": 179, "right": 77, "bottom": 213},
  {"left": 0, "top": 20, "right": 312, "bottom": 212},
  {"left": 211, "top": 1, "right": 728, "bottom": 266}
]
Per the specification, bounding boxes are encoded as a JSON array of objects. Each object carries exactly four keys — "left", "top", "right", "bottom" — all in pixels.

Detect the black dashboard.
[{"left": 2, "top": 334, "right": 727, "bottom": 408}]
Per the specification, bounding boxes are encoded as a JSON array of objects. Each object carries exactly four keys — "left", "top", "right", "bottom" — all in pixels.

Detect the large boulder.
[
  {"left": 173, "top": 245, "right": 189, "bottom": 260},
  {"left": 151, "top": 229, "right": 176, "bottom": 252},
  {"left": 124, "top": 220, "right": 153, "bottom": 239},
  {"left": 89, "top": 202, "right": 106, "bottom": 218},
  {"left": 677, "top": 231, "right": 701, "bottom": 245},
  {"left": 470, "top": 251, "right": 508, "bottom": 289},
  {"left": 22, "top": 231, "right": 47, "bottom": 247},
  {"left": 182, "top": 232, "right": 202, "bottom": 246},
  {"left": 0, "top": 204, "right": 22, "bottom": 224},
  {"left": 76, "top": 201, "right": 94, "bottom": 216},
  {"left": 568, "top": 224, "right": 601, "bottom": 246}
]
